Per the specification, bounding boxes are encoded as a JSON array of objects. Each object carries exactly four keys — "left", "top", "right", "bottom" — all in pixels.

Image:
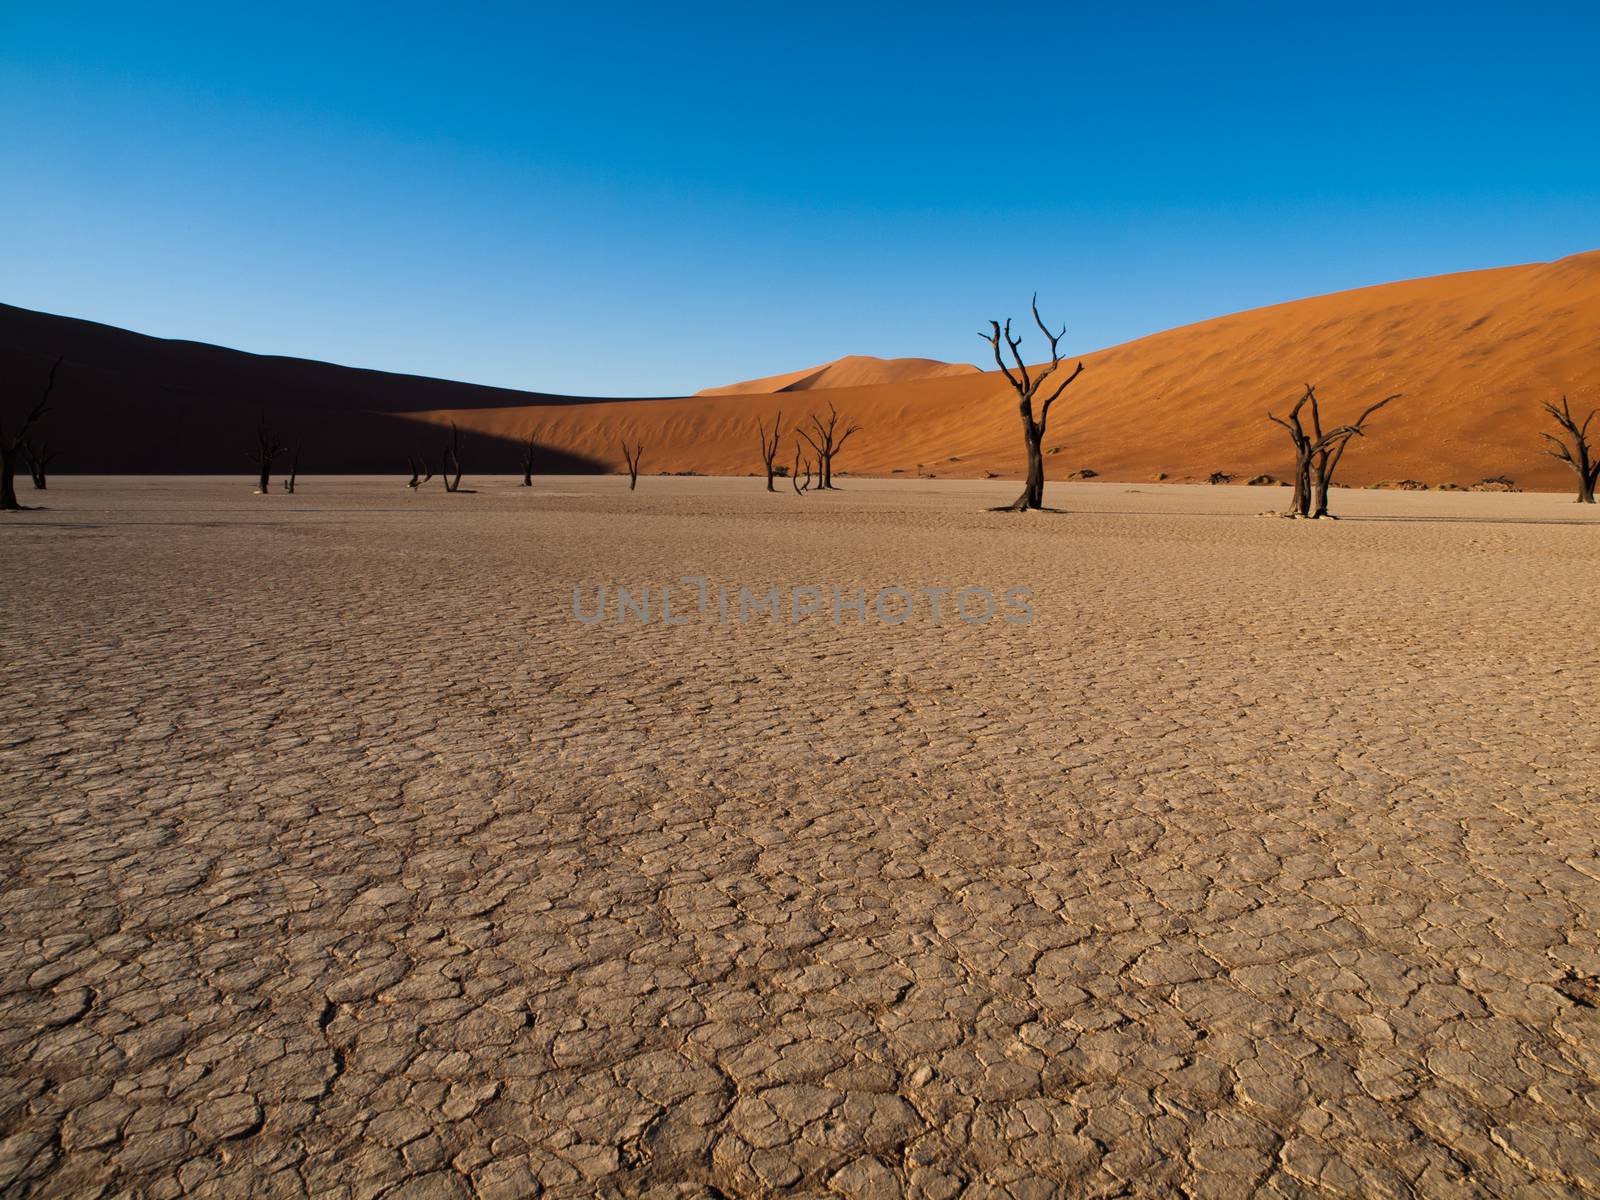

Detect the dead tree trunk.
[
  {"left": 281, "top": 442, "right": 302, "bottom": 493},
  {"left": 1308, "top": 392, "right": 1399, "bottom": 518},
  {"left": 981, "top": 296, "right": 1084, "bottom": 511},
  {"left": 791, "top": 441, "right": 805, "bottom": 495},
  {"left": 1540, "top": 396, "right": 1599, "bottom": 503},
  {"left": 22, "top": 440, "right": 57, "bottom": 490},
  {"left": 797, "top": 403, "right": 860, "bottom": 489},
  {"left": 1273, "top": 386, "right": 1400, "bottom": 518},
  {"left": 621, "top": 440, "right": 643, "bottom": 490},
  {"left": 441, "top": 423, "right": 463, "bottom": 492},
  {"left": 408, "top": 453, "right": 434, "bottom": 490},
  {"left": 520, "top": 432, "right": 537, "bottom": 487},
  {"left": 1268, "top": 386, "right": 1317, "bottom": 517},
  {"left": 250, "top": 416, "right": 287, "bottom": 494},
  {"left": 758, "top": 411, "right": 783, "bottom": 492},
  {"left": 0, "top": 443, "right": 21, "bottom": 512},
  {"left": 1, "top": 358, "right": 60, "bottom": 511}
]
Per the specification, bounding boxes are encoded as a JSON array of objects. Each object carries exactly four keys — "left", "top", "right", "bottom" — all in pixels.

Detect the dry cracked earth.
[{"left": 2, "top": 476, "right": 1599, "bottom": 1199}]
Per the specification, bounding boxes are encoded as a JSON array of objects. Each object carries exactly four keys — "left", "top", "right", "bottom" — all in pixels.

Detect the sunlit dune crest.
[{"left": 695, "top": 355, "right": 982, "bottom": 396}]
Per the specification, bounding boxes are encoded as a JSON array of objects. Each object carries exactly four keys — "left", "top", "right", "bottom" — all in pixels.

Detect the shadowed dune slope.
[
  {"left": 0, "top": 304, "right": 616, "bottom": 474},
  {"left": 3, "top": 250, "right": 1597, "bottom": 486}
]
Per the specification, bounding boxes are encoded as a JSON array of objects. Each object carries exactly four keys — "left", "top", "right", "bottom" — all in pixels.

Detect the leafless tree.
[
  {"left": 791, "top": 440, "right": 806, "bottom": 495},
  {"left": 281, "top": 442, "right": 302, "bottom": 493},
  {"left": 798, "top": 402, "right": 859, "bottom": 489},
  {"left": 757, "top": 410, "right": 784, "bottom": 492},
  {"left": 1, "top": 357, "right": 60, "bottom": 511},
  {"left": 441, "top": 423, "right": 464, "bottom": 492},
  {"left": 520, "top": 431, "right": 538, "bottom": 487},
  {"left": 1540, "top": 396, "right": 1599, "bottom": 503},
  {"left": 250, "top": 415, "right": 287, "bottom": 495},
  {"left": 981, "top": 296, "right": 1084, "bottom": 511},
  {"left": 1268, "top": 386, "right": 1323, "bottom": 517},
  {"left": 407, "top": 453, "right": 433, "bottom": 490},
  {"left": 1269, "top": 385, "right": 1399, "bottom": 518},
  {"left": 621, "top": 440, "right": 644, "bottom": 490},
  {"left": 1309, "top": 393, "right": 1398, "bottom": 517},
  {"left": 22, "top": 439, "right": 58, "bottom": 490}
]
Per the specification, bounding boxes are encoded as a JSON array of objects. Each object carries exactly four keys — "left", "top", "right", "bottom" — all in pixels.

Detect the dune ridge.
[
  {"left": 2, "top": 250, "right": 1597, "bottom": 488},
  {"left": 696, "top": 355, "right": 982, "bottom": 396}
]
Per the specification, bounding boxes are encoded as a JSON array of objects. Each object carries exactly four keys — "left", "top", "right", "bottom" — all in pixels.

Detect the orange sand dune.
[
  {"left": 696, "top": 355, "right": 981, "bottom": 396},
  {"left": 3, "top": 251, "right": 1597, "bottom": 488},
  {"left": 419, "top": 251, "right": 1600, "bottom": 491}
]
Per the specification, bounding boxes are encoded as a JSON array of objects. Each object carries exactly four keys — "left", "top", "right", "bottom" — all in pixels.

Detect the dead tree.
[
  {"left": 1269, "top": 385, "right": 1399, "bottom": 518},
  {"left": 757, "top": 410, "right": 784, "bottom": 492},
  {"left": 1268, "top": 386, "right": 1321, "bottom": 516},
  {"left": 791, "top": 440, "right": 806, "bottom": 495},
  {"left": 1309, "top": 393, "right": 1398, "bottom": 517},
  {"left": 1, "top": 357, "right": 60, "bottom": 511},
  {"left": 1540, "top": 396, "right": 1599, "bottom": 503},
  {"left": 407, "top": 453, "right": 433, "bottom": 490},
  {"left": 797, "top": 402, "right": 860, "bottom": 489},
  {"left": 22, "top": 440, "right": 58, "bottom": 490},
  {"left": 249, "top": 416, "right": 287, "bottom": 494},
  {"left": 281, "top": 442, "right": 302, "bottom": 493},
  {"left": 520, "top": 432, "right": 538, "bottom": 487},
  {"left": 441, "top": 423, "right": 463, "bottom": 492},
  {"left": 621, "top": 440, "right": 643, "bottom": 490},
  {"left": 981, "top": 296, "right": 1084, "bottom": 511}
]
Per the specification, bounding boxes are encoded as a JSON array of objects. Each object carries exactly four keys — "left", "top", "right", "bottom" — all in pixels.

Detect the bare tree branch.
[
  {"left": 983, "top": 297, "right": 1082, "bottom": 510},
  {"left": 758, "top": 409, "right": 783, "bottom": 491},
  {"left": 520, "top": 431, "right": 537, "bottom": 487},
  {"left": 1540, "top": 395, "right": 1600, "bottom": 502},
  {"left": 621, "top": 439, "right": 644, "bottom": 490},
  {"left": 441, "top": 423, "right": 464, "bottom": 492}
]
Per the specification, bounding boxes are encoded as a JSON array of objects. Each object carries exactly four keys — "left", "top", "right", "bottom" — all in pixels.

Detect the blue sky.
[{"left": 2, "top": 2, "right": 1596, "bottom": 395}]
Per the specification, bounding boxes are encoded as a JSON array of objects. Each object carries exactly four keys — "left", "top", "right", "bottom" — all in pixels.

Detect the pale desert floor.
[{"left": 2, "top": 476, "right": 1599, "bottom": 1199}]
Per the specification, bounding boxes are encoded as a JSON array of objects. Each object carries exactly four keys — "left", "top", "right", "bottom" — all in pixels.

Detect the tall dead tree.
[
  {"left": 1268, "top": 386, "right": 1318, "bottom": 516},
  {"left": 1, "top": 357, "right": 60, "bottom": 511},
  {"left": 281, "top": 442, "right": 302, "bottom": 493},
  {"left": 441, "top": 423, "right": 464, "bottom": 492},
  {"left": 982, "top": 296, "right": 1084, "bottom": 511},
  {"left": 621, "top": 440, "right": 644, "bottom": 490},
  {"left": 520, "top": 432, "right": 538, "bottom": 487},
  {"left": 22, "top": 440, "right": 58, "bottom": 490},
  {"left": 1540, "top": 396, "right": 1599, "bottom": 503},
  {"left": 757, "top": 410, "right": 784, "bottom": 492},
  {"left": 791, "top": 440, "right": 806, "bottom": 495},
  {"left": 798, "top": 402, "right": 860, "bottom": 489},
  {"left": 250, "top": 415, "right": 287, "bottom": 494},
  {"left": 1269, "top": 385, "right": 1399, "bottom": 518}
]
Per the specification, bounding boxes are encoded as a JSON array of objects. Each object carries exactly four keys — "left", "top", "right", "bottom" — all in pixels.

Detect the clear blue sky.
[{"left": 2, "top": 2, "right": 1596, "bottom": 396}]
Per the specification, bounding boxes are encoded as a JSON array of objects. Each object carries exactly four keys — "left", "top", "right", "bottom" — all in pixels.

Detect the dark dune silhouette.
[{"left": 0, "top": 304, "right": 613, "bottom": 474}]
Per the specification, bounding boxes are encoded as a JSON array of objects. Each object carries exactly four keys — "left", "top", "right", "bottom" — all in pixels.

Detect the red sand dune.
[
  {"left": 696, "top": 355, "right": 981, "bottom": 396},
  {"left": 3, "top": 250, "right": 1597, "bottom": 488}
]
